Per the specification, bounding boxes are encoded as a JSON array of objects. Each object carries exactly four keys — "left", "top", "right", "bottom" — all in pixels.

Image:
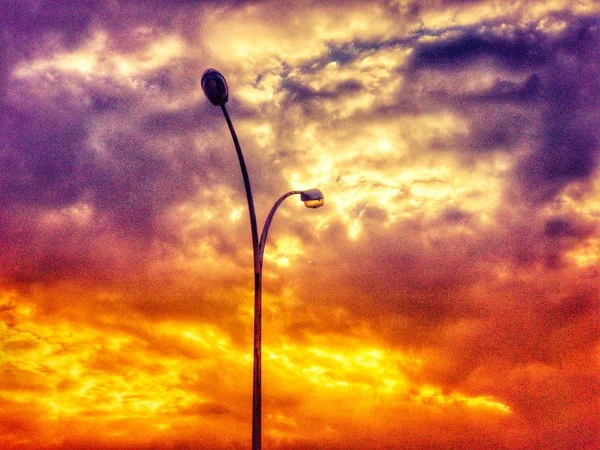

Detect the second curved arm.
[{"left": 257, "top": 191, "right": 303, "bottom": 268}]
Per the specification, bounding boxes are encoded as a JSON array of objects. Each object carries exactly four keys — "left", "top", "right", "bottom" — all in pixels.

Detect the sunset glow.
[{"left": 1, "top": 1, "right": 599, "bottom": 448}]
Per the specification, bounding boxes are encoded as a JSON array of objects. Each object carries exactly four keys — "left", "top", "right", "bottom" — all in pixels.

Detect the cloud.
[
  {"left": 282, "top": 78, "right": 365, "bottom": 103},
  {"left": 405, "top": 18, "right": 600, "bottom": 205},
  {"left": 516, "top": 23, "right": 600, "bottom": 202},
  {"left": 410, "top": 29, "right": 550, "bottom": 71}
]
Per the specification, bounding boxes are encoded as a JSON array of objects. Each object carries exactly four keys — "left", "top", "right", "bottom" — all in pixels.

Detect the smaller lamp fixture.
[
  {"left": 300, "top": 189, "right": 325, "bottom": 209},
  {"left": 201, "top": 68, "right": 229, "bottom": 106}
]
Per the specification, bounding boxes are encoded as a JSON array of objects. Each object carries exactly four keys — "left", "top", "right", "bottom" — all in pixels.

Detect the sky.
[{"left": 0, "top": 0, "right": 599, "bottom": 448}]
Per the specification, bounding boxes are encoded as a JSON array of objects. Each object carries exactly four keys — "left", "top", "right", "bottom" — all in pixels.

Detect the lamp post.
[{"left": 201, "top": 68, "right": 324, "bottom": 450}]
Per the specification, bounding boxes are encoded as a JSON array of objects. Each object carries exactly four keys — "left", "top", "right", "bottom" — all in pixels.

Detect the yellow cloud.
[{"left": 13, "top": 30, "right": 186, "bottom": 81}]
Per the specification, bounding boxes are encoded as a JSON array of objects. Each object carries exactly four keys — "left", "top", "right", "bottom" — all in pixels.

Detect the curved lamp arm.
[
  {"left": 257, "top": 191, "right": 302, "bottom": 266},
  {"left": 257, "top": 189, "right": 324, "bottom": 270}
]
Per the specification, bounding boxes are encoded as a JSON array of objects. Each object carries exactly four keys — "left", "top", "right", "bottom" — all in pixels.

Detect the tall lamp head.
[
  {"left": 201, "top": 69, "right": 229, "bottom": 106},
  {"left": 300, "top": 189, "right": 325, "bottom": 208}
]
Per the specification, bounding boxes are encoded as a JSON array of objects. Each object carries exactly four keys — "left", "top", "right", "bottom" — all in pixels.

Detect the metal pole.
[
  {"left": 220, "top": 102, "right": 309, "bottom": 450},
  {"left": 220, "top": 105, "right": 262, "bottom": 450}
]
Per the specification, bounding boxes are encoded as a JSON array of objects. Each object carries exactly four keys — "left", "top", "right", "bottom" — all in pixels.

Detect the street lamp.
[{"left": 201, "top": 68, "right": 324, "bottom": 450}]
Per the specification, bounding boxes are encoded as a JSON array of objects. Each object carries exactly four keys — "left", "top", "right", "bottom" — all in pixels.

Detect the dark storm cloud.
[
  {"left": 544, "top": 216, "right": 589, "bottom": 239},
  {"left": 325, "top": 42, "right": 373, "bottom": 65},
  {"left": 517, "top": 23, "right": 600, "bottom": 202},
  {"left": 411, "top": 27, "right": 550, "bottom": 71},
  {"left": 0, "top": 1, "right": 103, "bottom": 47},
  {"left": 407, "top": 17, "right": 600, "bottom": 203},
  {"left": 0, "top": 85, "right": 280, "bottom": 285},
  {"left": 0, "top": 100, "right": 87, "bottom": 209},
  {"left": 0, "top": 9, "right": 211, "bottom": 283},
  {"left": 3, "top": 75, "right": 193, "bottom": 201},
  {"left": 282, "top": 78, "right": 365, "bottom": 103}
]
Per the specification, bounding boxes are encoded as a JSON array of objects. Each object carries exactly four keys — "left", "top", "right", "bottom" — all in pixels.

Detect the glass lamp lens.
[{"left": 304, "top": 198, "right": 325, "bottom": 208}]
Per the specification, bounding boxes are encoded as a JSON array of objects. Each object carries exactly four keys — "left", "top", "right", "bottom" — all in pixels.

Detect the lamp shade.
[
  {"left": 300, "top": 189, "right": 324, "bottom": 208},
  {"left": 201, "top": 69, "right": 229, "bottom": 106}
]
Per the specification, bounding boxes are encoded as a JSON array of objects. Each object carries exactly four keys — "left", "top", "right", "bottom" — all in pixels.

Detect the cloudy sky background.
[{"left": 1, "top": 0, "right": 599, "bottom": 448}]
